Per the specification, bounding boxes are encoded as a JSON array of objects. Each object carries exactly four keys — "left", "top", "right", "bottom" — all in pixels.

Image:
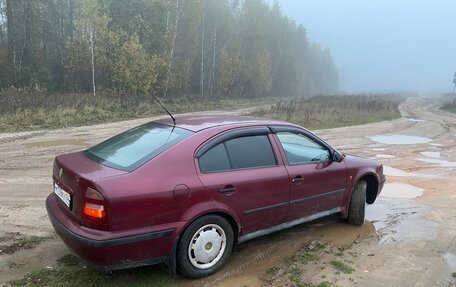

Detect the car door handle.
[
  {"left": 219, "top": 186, "right": 237, "bottom": 193},
  {"left": 291, "top": 176, "right": 304, "bottom": 183}
]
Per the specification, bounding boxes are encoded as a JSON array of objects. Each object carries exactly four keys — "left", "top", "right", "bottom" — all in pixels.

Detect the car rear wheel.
[
  {"left": 347, "top": 180, "right": 367, "bottom": 225},
  {"left": 177, "top": 215, "right": 234, "bottom": 278}
]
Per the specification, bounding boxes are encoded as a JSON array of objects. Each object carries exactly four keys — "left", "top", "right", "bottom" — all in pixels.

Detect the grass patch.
[
  {"left": 288, "top": 266, "right": 301, "bottom": 283},
  {"left": 251, "top": 94, "right": 403, "bottom": 129},
  {"left": 307, "top": 241, "right": 327, "bottom": 251},
  {"left": 298, "top": 282, "right": 333, "bottom": 287},
  {"left": 0, "top": 89, "right": 273, "bottom": 132},
  {"left": 267, "top": 266, "right": 280, "bottom": 275},
  {"left": 57, "top": 254, "right": 80, "bottom": 267},
  {"left": 441, "top": 100, "right": 456, "bottom": 114},
  {"left": 0, "top": 232, "right": 52, "bottom": 255},
  {"left": 452, "top": 272, "right": 456, "bottom": 278},
  {"left": 300, "top": 252, "right": 320, "bottom": 264},
  {"left": 8, "top": 265, "right": 174, "bottom": 287},
  {"left": 0, "top": 90, "right": 403, "bottom": 132},
  {"left": 330, "top": 260, "right": 355, "bottom": 274}
]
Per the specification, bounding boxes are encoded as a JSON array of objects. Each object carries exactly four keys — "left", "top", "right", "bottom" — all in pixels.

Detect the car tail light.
[{"left": 83, "top": 187, "right": 106, "bottom": 223}]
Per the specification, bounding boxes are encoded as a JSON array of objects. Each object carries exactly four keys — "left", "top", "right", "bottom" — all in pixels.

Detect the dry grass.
[
  {"left": 251, "top": 94, "right": 403, "bottom": 129},
  {"left": 0, "top": 89, "right": 403, "bottom": 132},
  {"left": 0, "top": 88, "right": 269, "bottom": 132},
  {"left": 441, "top": 101, "right": 456, "bottom": 114}
]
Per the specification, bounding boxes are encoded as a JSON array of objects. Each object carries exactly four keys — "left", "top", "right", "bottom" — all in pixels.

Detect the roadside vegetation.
[
  {"left": 0, "top": 90, "right": 402, "bottom": 132},
  {"left": 0, "top": 88, "right": 273, "bottom": 132},
  {"left": 251, "top": 94, "right": 403, "bottom": 129},
  {"left": 263, "top": 241, "right": 362, "bottom": 287},
  {"left": 8, "top": 255, "right": 174, "bottom": 287},
  {"left": 441, "top": 101, "right": 456, "bottom": 114},
  {"left": 0, "top": 232, "right": 52, "bottom": 255}
]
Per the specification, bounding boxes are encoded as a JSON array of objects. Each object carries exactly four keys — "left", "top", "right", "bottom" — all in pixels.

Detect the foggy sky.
[{"left": 278, "top": 0, "right": 456, "bottom": 93}]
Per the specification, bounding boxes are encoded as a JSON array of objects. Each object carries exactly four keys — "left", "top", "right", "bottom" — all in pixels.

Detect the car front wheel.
[
  {"left": 177, "top": 215, "right": 234, "bottom": 278},
  {"left": 347, "top": 180, "right": 367, "bottom": 225}
]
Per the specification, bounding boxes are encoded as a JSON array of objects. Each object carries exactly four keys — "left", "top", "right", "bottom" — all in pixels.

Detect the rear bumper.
[{"left": 46, "top": 194, "right": 181, "bottom": 271}]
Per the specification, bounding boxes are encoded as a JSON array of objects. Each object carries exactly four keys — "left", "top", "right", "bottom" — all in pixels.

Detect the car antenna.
[{"left": 153, "top": 95, "right": 176, "bottom": 126}]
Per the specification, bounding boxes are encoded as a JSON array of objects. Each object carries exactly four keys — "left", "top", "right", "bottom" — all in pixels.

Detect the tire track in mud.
[{"left": 201, "top": 245, "right": 281, "bottom": 287}]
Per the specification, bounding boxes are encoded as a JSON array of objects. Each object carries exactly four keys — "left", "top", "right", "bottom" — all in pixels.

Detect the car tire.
[
  {"left": 177, "top": 215, "right": 234, "bottom": 278},
  {"left": 347, "top": 180, "right": 367, "bottom": 225}
]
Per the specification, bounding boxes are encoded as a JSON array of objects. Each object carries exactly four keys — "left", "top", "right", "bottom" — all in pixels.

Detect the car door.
[
  {"left": 272, "top": 128, "right": 347, "bottom": 220},
  {"left": 196, "top": 127, "right": 290, "bottom": 235}
]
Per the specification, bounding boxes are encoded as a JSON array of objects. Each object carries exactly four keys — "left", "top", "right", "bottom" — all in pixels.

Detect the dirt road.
[{"left": 0, "top": 96, "right": 455, "bottom": 286}]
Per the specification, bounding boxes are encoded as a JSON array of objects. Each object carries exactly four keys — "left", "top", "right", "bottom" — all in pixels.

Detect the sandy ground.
[{"left": 0, "top": 96, "right": 455, "bottom": 286}]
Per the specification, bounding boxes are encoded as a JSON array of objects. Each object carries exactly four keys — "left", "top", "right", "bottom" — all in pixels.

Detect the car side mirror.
[{"left": 332, "top": 151, "right": 344, "bottom": 162}]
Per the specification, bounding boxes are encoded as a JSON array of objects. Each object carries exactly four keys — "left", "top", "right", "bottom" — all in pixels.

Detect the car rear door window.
[
  {"left": 199, "top": 134, "right": 277, "bottom": 173},
  {"left": 277, "top": 132, "right": 330, "bottom": 164},
  {"left": 199, "top": 143, "right": 231, "bottom": 173},
  {"left": 224, "top": 135, "right": 276, "bottom": 169}
]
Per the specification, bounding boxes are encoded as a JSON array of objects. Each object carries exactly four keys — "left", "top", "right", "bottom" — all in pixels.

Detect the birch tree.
[{"left": 200, "top": 0, "right": 205, "bottom": 98}]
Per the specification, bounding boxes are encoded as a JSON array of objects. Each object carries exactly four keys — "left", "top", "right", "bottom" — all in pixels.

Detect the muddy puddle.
[
  {"left": 310, "top": 220, "right": 376, "bottom": 245},
  {"left": 405, "top": 118, "right": 426, "bottom": 122},
  {"left": 380, "top": 182, "right": 424, "bottom": 199},
  {"left": 372, "top": 148, "right": 386, "bottom": 151},
  {"left": 24, "top": 139, "right": 87, "bottom": 148},
  {"left": 383, "top": 166, "right": 438, "bottom": 178},
  {"left": 368, "top": 134, "right": 432, "bottom": 145},
  {"left": 179, "top": 191, "right": 439, "bottom": 287},
  {"left": 178, "top": 217, "right": 377, "bottom": 287},
  {"left": 418, "top": 158, "right": 456, "bottom": 168},
  {"left": 366, "top": 197, "right": 438, "bottom": 244},
  {"left": 444, "top": 252, "right": 456, "bottom": 268},
  {"left": 420, "top": 151, "right": 442, "bottom": 158}
]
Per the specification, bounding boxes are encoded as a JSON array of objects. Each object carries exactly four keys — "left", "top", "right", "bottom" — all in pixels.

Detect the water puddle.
[
  {"left": 372, "top": 148, "right": 386, "bottom": 151},
  {"left": 180, "top": 216, "right": 379, "bottom": 287},
  {"left": 430, "top": 143, "right": 443, "bottom": 147},
  {"left": 366, "top": 197, "right": 438, "bottom": 244},
  {"left": 420, "top": 151, "right": 441, "bottom": 158},
  {"left": 375, "top": 154, "right": 395, "bottom": 159},
  {"left": 444, "top": 252, "right": 456, "bottom": 268},
  {"left": 25, "top": 139, "right": 86, "bottom": 148},
  {"left": 368, "top": 134, "right": 432, "bottom": 145},
  {"left": 380, "top": 182, "right": 424, "bottom": 199},
  {"left": 418, "top": 158, "right": 456, "bottom": 168},
  {"left": 310, "top": 220, "right": 376, "bottom": 245},
  {"left": 405, "top": 118, "right": 426, "bottom": 122},
  {"left": 383, "top": 166, "right": 438, "bottom": 178}
]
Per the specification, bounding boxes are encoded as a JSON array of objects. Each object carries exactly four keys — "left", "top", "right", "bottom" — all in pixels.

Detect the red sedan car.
[{"left": 46, "top": 115, "right": 385, "bottom": 278}]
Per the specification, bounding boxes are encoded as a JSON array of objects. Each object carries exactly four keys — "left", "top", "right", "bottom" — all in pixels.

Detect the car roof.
[{"left": 155, "top": 114, "right": 293, "bottom": 132}]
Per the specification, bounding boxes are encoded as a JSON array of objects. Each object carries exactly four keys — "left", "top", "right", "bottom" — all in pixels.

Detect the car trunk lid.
[{"left": 53, "top": 151, "right": 127, "bottom": 224}]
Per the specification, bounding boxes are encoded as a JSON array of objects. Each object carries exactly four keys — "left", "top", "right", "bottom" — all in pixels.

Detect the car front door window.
[{"left": 276, "top": 132, "right": 330, "bottom": 164}]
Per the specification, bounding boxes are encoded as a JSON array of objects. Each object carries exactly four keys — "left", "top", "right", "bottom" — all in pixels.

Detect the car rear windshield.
[{"left": 84, "top": 122, "right": 193, "bottom": 171}]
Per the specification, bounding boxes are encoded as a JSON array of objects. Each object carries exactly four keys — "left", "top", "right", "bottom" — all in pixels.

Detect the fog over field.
[{"left": 279, "top": 0, "right": 456, "bottom": 93}]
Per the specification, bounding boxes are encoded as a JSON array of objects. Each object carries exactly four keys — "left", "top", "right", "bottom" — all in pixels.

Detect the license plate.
[{"left": 54, "top": 183, "right": 71, "bottom": 208}]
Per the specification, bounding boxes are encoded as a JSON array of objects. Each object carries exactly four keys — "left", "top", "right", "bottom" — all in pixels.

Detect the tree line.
[{"left": 0, "top": 0, "right": 339, "bottom": 98}]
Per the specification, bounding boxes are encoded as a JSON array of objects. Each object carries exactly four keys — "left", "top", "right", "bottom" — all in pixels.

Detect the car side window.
[
  {"left": 199, "top": 134, "right": 277, "bottom": 173},
  {"left": 224, "top": 135, "right": 276, "bottom": 169},
  {"left": 276, "top": 132, "right": 330, "bottom": 164},
  {"left": 199, "top": 143, "right": 231, "bottom": 173}
]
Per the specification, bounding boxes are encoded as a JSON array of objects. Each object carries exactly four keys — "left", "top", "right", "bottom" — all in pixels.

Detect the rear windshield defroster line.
[{"left": 84, "top": 122, "right": 193, "bottom": 172}]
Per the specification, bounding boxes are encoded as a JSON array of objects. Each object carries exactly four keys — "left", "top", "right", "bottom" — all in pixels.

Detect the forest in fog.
[{"left": 0, "top": 0, "right": 339, "bottom": 98}]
